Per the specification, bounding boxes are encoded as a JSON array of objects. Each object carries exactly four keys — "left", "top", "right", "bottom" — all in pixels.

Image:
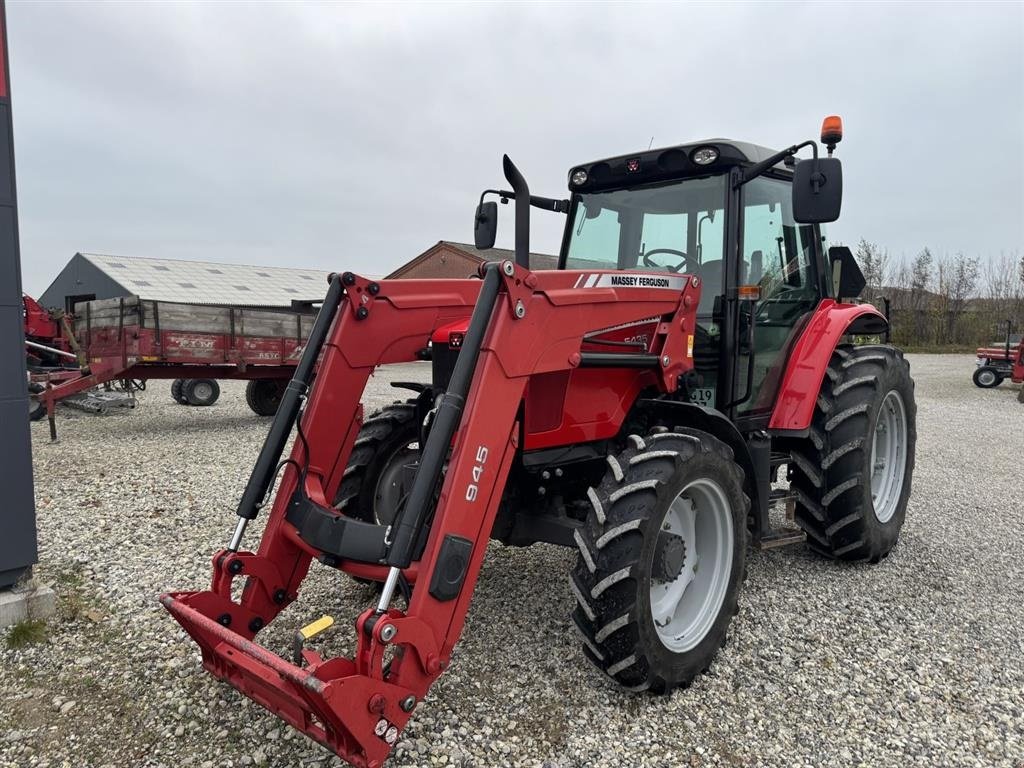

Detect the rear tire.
[
  {"left": 972, "top": 366, "right": 1002, "bottom": 388},
  {"left": 333, "top": 402, "right": 419, "bottom": 527},
  {"left": 171, "top": 379, "right": 189, "bottom": 404},
  {"left": 184, "top": 378, "right": 220, "bottom": 406},
  {"left": 790, "top": 344, "right": 916, "bottom": 563},
  {"left": 246, "top": 379, "right": 285, "bottom": 416},
  {"left": 570, "top": 429, "right": 748, "bottom": 693}
]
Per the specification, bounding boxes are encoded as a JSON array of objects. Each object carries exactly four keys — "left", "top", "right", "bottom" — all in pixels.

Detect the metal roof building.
[{"left": 38, "top": 252, "right": 332, "bottom": 313}]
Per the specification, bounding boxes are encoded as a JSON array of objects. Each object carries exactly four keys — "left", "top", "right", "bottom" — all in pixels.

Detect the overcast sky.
[{"left": 8, "top": 1, "right": 1023, "bottom": 296}]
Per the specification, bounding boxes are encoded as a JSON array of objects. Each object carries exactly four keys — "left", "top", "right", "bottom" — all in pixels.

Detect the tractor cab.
[
  {"left": 558, "top": 141, "right": 827, "bottom": 425},
  {"left": 474, "top": 118, "right": 858, "bottom": 431}
]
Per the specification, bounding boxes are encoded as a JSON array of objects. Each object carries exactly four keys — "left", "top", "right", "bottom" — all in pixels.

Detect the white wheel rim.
[
  {"left": 978, "top": 370, "right": 996, "bottom": 386},
  {"left": 650, "top": 478, "right": 733, "bottom": 653},
  {"left": 870, "top": 390, "right": 908, "bottom": 523},
  {"left": 193, "top": 382, "right": 213, "bottom": 401}
]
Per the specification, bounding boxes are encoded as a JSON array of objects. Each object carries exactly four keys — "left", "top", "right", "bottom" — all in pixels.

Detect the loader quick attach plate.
[{"left": 161, "top": 262, "right": 701, "bottom": 768}]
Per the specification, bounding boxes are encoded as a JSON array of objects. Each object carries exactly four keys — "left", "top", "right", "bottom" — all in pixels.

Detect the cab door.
[{"left": 734, "top": 176, "right": 822, "bottom": 416}]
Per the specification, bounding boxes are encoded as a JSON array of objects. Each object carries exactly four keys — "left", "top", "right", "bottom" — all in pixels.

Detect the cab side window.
[{"left": 738, "top": 177, "right": 820, "bottom": 414}]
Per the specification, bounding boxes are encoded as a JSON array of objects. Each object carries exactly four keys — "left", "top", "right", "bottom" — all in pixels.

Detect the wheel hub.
[
  {"left": 870, "top": 389, "right": 908, "bottom": 523},
  {"left": 652, "top": 532, "right": 686, "bottom": 583},
  {"left": 649, "top": 480, "right": 734, "bottom": 653}
]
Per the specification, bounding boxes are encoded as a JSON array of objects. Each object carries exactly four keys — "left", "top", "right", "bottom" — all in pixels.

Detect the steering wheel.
[
  {"left": 754, "top": 285, "right": 805, "bottom": 322},
  {"left": 642, "top": 248, "right": 699, "bottom": 274}
]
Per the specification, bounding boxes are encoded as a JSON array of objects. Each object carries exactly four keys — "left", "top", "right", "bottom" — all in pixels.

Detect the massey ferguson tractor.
[
  {"left": 973, "top": 321, "right": 1024, "bottom": 395},
  {"left": 163, "top": 117, "right": 917, "bottom": 767}
]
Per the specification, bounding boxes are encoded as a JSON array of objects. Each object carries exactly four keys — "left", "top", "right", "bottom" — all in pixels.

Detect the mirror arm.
[
  {"left": 494, "top": 188, "right": 569, "bottom": 214},
  {"left": 735, "top": 140, "right": 817, "bottom": 188},
  {"left": 480, "top": 187, "right": 569, "bottom": 214},
  {"left": 479, "top": 189, "right": 511, "bottom": 206}
]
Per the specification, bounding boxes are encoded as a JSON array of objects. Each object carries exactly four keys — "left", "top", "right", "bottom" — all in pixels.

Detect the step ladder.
[{"left": 757, "top": 455, "right": 807, "bottom": 550}]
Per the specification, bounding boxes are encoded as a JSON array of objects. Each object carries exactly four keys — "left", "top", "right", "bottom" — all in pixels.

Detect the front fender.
[{"left": 768, "top": 299, "right": 888, "bottom": 432}]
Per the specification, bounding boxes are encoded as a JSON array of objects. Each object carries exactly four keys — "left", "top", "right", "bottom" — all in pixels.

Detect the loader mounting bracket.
[{"left": 285, "top": 491, "right": 389, "bottom": 565}]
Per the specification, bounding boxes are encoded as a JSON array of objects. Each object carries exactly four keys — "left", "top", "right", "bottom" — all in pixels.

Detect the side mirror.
[
  {"left": 474, "top": 201, "right": 498, "bottom": 250},
  {"left": 792, "top": 157, "right": 842, "bottom": 223},
  {"left": 829, "top": 245, "right": 865, "bottom": 301}
]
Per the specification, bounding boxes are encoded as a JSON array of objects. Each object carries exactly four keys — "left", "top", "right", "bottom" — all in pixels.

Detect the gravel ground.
[{"left": 2, "top": 355, "right": 1022, "bottom": 768}]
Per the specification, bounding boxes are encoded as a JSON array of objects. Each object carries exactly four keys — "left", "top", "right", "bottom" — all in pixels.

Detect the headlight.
[
  {"left": 570, "top": 168, "right": 588, "bottom": 186},
  {"left": 691, "top": 147, "right": 718, "bottom": 165}
]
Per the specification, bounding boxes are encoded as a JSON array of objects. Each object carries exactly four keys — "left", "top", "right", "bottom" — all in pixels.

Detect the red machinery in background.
[
  {"left": 973, "top": 321, "right": 1024, "bottom": 396},
  {"left": 23, "top": 294, "right": 77, "bottom": 367},
  {"left": 26, "top": 293, "right": 315, "bottom": 434}
]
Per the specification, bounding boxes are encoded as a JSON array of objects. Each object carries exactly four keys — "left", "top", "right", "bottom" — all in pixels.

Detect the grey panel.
[
  {"left": 0, "top": 206, "right": 18, "bottom": 306},
  {"left": 0, "top": 398, "right": 38, "bottom": 587},
  {"left": 0, "top": 304, "right": 26, "bottom": 395}
]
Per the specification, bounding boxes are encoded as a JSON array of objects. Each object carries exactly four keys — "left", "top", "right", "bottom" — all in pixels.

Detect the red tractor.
[
  {"left": 973, "top": 321, "right": 1024, "bottom": 395},
  {"left": 163, "top": 117, "right": 916, "bottom": 768}
]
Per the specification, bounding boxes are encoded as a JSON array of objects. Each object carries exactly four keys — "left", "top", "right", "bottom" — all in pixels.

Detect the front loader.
[{"left": 163, "top": 117, "right": 917, "bottom": 767}]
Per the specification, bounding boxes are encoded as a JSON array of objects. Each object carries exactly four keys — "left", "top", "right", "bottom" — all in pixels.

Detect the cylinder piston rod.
[
  {"left": 375, "top": 263, "right": 504, "bottom": 611},
  {"left": 227, "top": 274, "right": 344, "bottom": 550}
]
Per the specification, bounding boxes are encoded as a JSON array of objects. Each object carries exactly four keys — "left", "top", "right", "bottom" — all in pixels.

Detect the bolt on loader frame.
[{"left": 164, "top": 118, "right": 916, "bottom": 767}]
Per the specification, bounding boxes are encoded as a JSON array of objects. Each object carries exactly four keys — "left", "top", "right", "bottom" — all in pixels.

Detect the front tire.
[
  {"left": 333, "top": 401, "right": 420, "bottom": 526},
  {"left": 790, "top": 344, "right": 916, "bottom": 563},
  {"left": 973, "top": 366, "right": 1002, "bottom": 388},
  {"left": 570, "top": 430, "right": 748, "bottom": 693},
  {"left": 246, "top": 379, "right": 285, "bottom": 416},
  {"left": 171, "top": 379, "right": 189, "bottom": 404}
]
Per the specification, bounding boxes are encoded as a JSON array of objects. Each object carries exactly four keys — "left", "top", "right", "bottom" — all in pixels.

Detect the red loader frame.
[{"left": 162, "top": 260, "right": 701, "bottom": 768}]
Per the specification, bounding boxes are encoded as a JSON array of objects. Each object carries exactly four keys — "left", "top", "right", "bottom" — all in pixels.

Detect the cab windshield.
[{"left": 562, "top": 175, "right": 727, "bottom": 315}]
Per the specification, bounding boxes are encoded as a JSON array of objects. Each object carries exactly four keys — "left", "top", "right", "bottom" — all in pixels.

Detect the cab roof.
[{"left": 569, "top": 139, "right": 790, "bottom": 193}]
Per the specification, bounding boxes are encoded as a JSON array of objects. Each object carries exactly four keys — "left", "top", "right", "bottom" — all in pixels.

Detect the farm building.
[
  {"left": 37, "top": 243, "right": 559, "bottom": 315},
  {"left": 386, "top": 241, "right": 558, "bottom": 279},
  {"left": 37, "top": 252, "right": 332, "bottom": 314}
]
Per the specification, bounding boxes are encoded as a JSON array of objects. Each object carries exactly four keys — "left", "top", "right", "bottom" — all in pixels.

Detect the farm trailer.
[{"left": 30, "top": 295, "right": 317, "bottom": 437}]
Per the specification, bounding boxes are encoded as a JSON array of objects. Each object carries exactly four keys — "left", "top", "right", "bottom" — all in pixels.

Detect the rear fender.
[{"left": 768, "top": 299, "right": 888, "bottom": 432}]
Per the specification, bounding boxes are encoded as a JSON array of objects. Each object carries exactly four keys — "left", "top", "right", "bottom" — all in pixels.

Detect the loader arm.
[{"left": 162, "top": 261, "right": 700, "bottom": 768}]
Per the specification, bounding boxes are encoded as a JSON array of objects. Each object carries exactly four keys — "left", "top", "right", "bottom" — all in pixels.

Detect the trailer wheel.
[
  {"left": 246, "top": 379, "right": 285, "bottom": 416},
  {"left": 972, "top": 366, "right": 1002, "bottom": 388},
  {"left": 570, "top": 429, "right": 748, "bottom": 693},
  {"left": 28, "top": 382, "right": 46, "bottom": 422},
  {"left": 171, "top": 379, "right": 189, "bottom": 404},
  {"left": 790, "top": 344, "right": 916, "bottom": 563},
  {"left": 184, "top": 378, "right": 220, "bottom": 406},
  {"left": 333, "top": 401, "right": 419, "bottom": 527}
]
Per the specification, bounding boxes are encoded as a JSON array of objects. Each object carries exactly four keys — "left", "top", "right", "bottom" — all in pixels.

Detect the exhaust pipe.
[{"left": 502, "top": 155, "right": 530, "bottom": 269}]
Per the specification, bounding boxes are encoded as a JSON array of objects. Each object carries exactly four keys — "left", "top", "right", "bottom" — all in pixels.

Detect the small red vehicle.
[{"left": 973, "top": 321, "right": 1024, "bottom": 390}]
